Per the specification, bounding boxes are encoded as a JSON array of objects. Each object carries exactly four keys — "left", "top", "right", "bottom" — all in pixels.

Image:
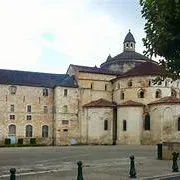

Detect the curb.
[{"left": 141, "top": 172, "right": 180, "bottom": 180}]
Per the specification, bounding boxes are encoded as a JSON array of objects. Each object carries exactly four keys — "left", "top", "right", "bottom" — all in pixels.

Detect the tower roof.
[{"left": 124, "top": 30, "right": 136, "bottom": 43}]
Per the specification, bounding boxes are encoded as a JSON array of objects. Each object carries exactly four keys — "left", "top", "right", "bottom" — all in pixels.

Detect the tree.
[{"left": 140, "top": 0, "right": 180, "bottom": 81}]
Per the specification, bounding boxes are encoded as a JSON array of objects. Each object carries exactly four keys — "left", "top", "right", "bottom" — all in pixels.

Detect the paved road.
[{"left": 0, "top": 145, "right": 178, "bottom": 179}]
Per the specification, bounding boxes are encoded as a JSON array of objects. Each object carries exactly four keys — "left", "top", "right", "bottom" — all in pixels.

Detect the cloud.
[{"left": 0, "top": 0, "right": 147, "bottom": 73}]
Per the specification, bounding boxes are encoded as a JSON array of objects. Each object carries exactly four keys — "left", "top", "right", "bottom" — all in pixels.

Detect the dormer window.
[
  {"left": 10, "top": 86, "right": 17, "bottom": 95},
  {"left": 43, "top": 88, "right": 48, "bottom": 96}
]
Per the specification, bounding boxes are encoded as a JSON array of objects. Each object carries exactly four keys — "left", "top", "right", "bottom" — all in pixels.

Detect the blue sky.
[{"left": 0, "top": 0, "right": 149, "bottom": 74}]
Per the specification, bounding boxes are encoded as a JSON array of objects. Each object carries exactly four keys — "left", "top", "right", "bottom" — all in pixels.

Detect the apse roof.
[
  {"left": 148, "top": 96, "right": 180, "bottom": 105},
  {"left": 83, "top": 98, "right": 116, "bottom": 107},
  {"left": 118, "top": 100, "right": 145, "bottom": 107}
]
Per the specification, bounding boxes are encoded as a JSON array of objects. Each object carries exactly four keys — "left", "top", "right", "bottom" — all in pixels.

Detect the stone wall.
[
  {"left": 0, "top": 84, "right": 54, "bottom": 145},
  {"left": 54, "top": 86, "right": 80, "bottom": 145},
  {"left": 82, "top": 107, "right": 114, "bottom": 145},
  {"left": 117, "top": 106, "right": 144, "bottom": 144}
]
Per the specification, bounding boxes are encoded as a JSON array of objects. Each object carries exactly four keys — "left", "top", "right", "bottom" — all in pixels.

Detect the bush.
[
  {"left": 30, "top": 138, "right": 36, "bottom": 145},
  {"left": 4, "top": 138, "right": 11, "bottom": 145},
  {"left": 18, "top": 138, "right": 23, "bottom": 145}
]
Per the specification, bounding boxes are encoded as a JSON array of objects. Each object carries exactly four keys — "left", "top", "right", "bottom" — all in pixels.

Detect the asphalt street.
[{"left": 0, "top": 145, "right": 178, "bottom": 179}]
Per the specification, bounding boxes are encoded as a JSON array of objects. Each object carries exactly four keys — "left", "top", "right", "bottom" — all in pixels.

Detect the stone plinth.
[{"left": 162, "top": 142, "right": 180, "bottom": 160}]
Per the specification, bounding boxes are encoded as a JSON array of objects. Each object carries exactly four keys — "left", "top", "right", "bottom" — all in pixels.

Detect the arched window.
[
  {"left": 177, "top": 81, "right": 179, "bottom": 88},
  {"left": 171, "top": 89, "right": 177, "bottom": 97},
  {"left": 105, "top": 84, "right": 107, "bottom": 91},
  {"left": 128, "top": 80, "right": 132, "bottom": 87},
  {"left": 148, "top": 80, "right": 151, "bottom": 86},
  {"left": 165, "top": 80, "right": 168, "bottom": 87},
  {"left": 126, "top": 43, "right": 129, "bottom": 47},
  {"left": 26, "top": 125, "right": 33, "bottom": 137},
  {"left": 42, "top": 125, "right": 48, "bottom": 137},
  {"left": 138, "top": 89, "right": 144, "bottom": 98},
  {"left": 144, "top": 114, "right": 150, "bottom": 130},
  {"left": 123, "top": 120, "right": 127, "bottom": 131},
  {"left": 178, "top": 117, "right": 180, "bottom": 131},
  {"left": 90, "top": 83, "right": 93, "bottom": 89},
  {"left": 104, "top": 120, "right": 108, "bottom": 131},
  {"left": 120, "top": 91, "right": 124, "bottom": 100},
  {"left": 9, "top": 125, "right": 16, "bottom": 135},
  {"left": 118, "top": 83, "right": 120, "bottom": 89},
  {"left": 130, "top": 43, "right": 133, "bottom": 48},
  {"left": 155, "top": 89, "right": 162, "bottom": 98}
]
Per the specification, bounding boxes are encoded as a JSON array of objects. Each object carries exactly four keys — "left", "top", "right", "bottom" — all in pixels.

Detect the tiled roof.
[
  {"left": 70, "top": 64, "right": 119, "bottom": 75},
  {"left": 0, "top": 69, "right": 69, "bottom": 88},
  {"left": 101, "top": 51, "right": 151, "bottom": 67},
  {"left": 121, "top": 61, "right": 160, "bottom": 77},
  {"left": 148, "top": 96, "right": 180, "bottom": 105},
  {"left": 57, "top": 75, "right": 78, "bottom": 88},
  {"left": 124, "top": 31, "right": 136, "bottom": 43},
  {"left": 83, "top": 98, "right": 116, "bottom": 107},
  {"left": 118, "top": 100, "right": 145, "bottom": 107}
]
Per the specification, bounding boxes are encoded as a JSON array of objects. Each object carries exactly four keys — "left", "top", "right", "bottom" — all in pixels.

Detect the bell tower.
[{"left": 123, "top": 30, "right": 136, "bottom": 52}]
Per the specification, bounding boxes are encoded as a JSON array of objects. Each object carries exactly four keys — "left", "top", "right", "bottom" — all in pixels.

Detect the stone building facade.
[{"left": 0, "top": 31, "right": 180, "bottom": 145}]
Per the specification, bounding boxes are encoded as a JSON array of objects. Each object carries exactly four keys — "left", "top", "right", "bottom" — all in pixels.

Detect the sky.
[{"left": 0, "top": 0, "right": 149, "bottom": 74}]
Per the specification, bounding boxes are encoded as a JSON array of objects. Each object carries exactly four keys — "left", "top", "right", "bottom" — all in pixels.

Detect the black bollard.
[
  {"left": 172, "top": 152, "right": 179, "bottom": 172},
  {"left": 10, "top": 168, "right": 16, "bottom": 180},
  {"left": 77, "top": 161, "right": 83, "bottom": 180},
  {"left": 129, "top": 155, "right": 137, "bottom": 178}
]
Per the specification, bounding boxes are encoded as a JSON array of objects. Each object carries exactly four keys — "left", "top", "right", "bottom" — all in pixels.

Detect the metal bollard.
[
  {"left": 172, "top": 152, "right": 179, "bottom": 172},
  {"left": 10, "top": 168, "right": 16, "bottom": 180},
  {"left": 129, "top": 155, "right": 137, "bottom": 178},
  {"left": 77, "top": 161, "right": 84, "bottom": 180}
]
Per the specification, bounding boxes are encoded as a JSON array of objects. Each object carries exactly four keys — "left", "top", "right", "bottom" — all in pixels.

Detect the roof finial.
[{"left": 129, "top": 29, "right": 131, "bottom": 32}]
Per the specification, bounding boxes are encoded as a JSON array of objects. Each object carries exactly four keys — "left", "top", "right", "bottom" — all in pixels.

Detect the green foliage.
[
  {"left": 30, "top": 138, "right": 36, "bottom": 145},
  {"left": 18, "top": 138, "right": 23, "bottom": 145},
  {"left": 140, "top": 0, "right": 180, "bottom": 80},
  {"left": 4, "top": 138, "right": 11, "bottom": 145}
]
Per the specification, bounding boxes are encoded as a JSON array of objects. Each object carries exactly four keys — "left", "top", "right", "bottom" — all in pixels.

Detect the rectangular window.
[
  {"left": 27, "top": 115, "right": 32, "bottom": 120},
  {"left": 62, "top": 120, "right": 69, "bottom": 125},
  {"left": 10, "top": 105, "right": 14, "bottom": 112},
  {"left": 27, "top": 105, "right": 31, "bottom": 113},
  {"left": 44, "top": 106, "right": 48, "bottom": 113},
  {"left": 63, "top": 105, "right": 68, "bottom": 113},
  {"left": 10, "top": 115, "right": 15, "bottom": 120},
  {"left": 64, "top": 89, "right": 68, "bottom": 96},
  {"left": 43, "top": 88, "right": 48, "bottom": 96}
]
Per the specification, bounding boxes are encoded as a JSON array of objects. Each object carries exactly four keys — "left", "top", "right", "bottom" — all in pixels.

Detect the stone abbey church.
[{"left": 1, "top": 31, "right": 180, "bottom": 146}]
